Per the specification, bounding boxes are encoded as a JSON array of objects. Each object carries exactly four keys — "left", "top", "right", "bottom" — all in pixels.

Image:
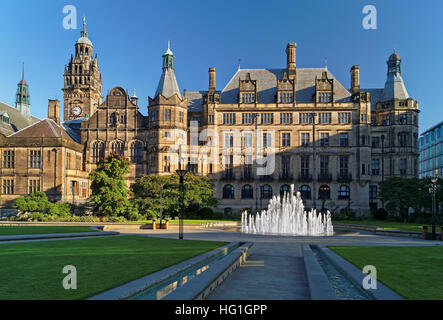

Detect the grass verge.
[
  {"left": 328, "top": 246, "right": 443, "bottom": 300},
  {"left": 333, "top": 220, "right": 442, "bottom": 232},
  {"left": 0, "top": 235, "right": 227, "bottom": 300},
  {"left": 0, "top": 226, "right": 97, "bottom": 236}
]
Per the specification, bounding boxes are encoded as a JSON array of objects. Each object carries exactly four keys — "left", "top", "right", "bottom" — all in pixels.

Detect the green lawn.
[
  {"left": 333, "top": 220, "right": 442, "bottom": 232},
  {"left": 0, "top": 226, "right": 97, "bottom": 236},
  {"left": 329, "top": 246, "right": 443, "bottom": 300},
  {"left": 0, "top": 235, "right": 226, "bottom": 300}
]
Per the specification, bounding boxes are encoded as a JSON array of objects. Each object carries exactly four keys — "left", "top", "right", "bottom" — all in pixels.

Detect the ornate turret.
[
  {"left": 382, "top": 50, "right": 409, "bottom": 101},
  {"left": 155, "top": 42, "right": 181, "bottom": 99},
  {"left": 16, "top": 62, "right": 31, "bottom": 120}
]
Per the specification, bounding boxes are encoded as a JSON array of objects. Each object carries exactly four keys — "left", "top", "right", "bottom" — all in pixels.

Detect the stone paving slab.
[{"left": 206, "top": 243, "right": 310, "bottom": 300}]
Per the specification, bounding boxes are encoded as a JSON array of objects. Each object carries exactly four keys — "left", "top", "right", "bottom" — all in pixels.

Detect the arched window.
[
  {"left": 319, "top": 185, "right": 331, "bottom": 200},
  {"left": 260, "top": 185, "right": 273, "bottom": 199},
  {"left": 280, "top": 184, "right": 290, "bottom": 197},
  {"left": 130, "top": 141, "right": 143, "bottom": 164},
  {"left": 111, "top": 141, "right": 124, "bottom": 156},
  {"left": 92, "top": 141, "right": 105, "bottom": 163},
  {"left": 241, "top": 185, "right": 253, "bottom": 199},
  {"left": 299, "top": 185, "right": 311, "bottom": 199},
  {"left": 338, "top": 185, "right": 350, "bottom": 199},
  {"left": 223, "top": 185, "right": 235, "bottom": 199}
]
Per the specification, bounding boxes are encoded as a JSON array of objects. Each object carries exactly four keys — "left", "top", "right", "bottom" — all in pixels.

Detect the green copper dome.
[{"left": 76, "top": 17, "right": 93, "bottom": 47}]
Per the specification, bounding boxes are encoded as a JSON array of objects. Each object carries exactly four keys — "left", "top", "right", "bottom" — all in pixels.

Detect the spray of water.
[{"left": 241, "top": 184, "right": 334, "bottom": 236}]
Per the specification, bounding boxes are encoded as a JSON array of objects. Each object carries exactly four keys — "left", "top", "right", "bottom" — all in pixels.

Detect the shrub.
[
  {"left": 372, "top": 208, "right": 388, "bottom": 220},
  {"left": 106, "top": 216, "right": 127, "bottom": 223},
  {"left": 28, "top": 212, "right": 44, "bottom": 221},
  {"left": 196, "top": 207, "right": 214, "bottom": 219}
]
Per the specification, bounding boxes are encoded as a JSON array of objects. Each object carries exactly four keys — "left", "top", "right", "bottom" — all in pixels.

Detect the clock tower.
[{"left": 62, "top": 17, "right": 102, "bottom": 121}]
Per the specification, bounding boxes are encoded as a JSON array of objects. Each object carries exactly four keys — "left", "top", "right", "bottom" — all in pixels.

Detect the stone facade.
[{"left": 0, "top": 23, "right": 420, "bottom": 215}]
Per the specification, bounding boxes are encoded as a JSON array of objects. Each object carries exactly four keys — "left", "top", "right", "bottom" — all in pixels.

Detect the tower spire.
[{"left": 22, "top": 62, "right": 24, "bottom": 82}]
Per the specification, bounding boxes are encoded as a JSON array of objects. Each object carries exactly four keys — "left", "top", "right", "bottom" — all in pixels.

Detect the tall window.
[
  {"left": 244, "top": 155, "right": 252, "bottom": 179},
  {"left": 28, "top": 179, "right": 41, "bottom": 194},
  {"left": 164, "top": 109, "right": 171, "bottom": 121},
  {"left": 179, "top": 111, "right": 184, "bottom": 123},
  {"left": 280, "top": 184, "right": 291, "bottom": 197},
  {"left": 130, "top": 141, "right": 143, "bottom": 164},
  {"left": 399, "top": 114, "right": 407, "bottom": 125},
  {"left": 224, "top": 133, "right": 234, "bottom": 147},
  {"left": 282, "top": 155, "right": 290, "bottom": 178},
  {"left": 243, "top": 133, "right": 253, "bottom": 148},
  {"left": 2, "top": 179, "right": 14, "bottom": 195},
  {"left": 301, "top": 133, "right": 310, "bottom": 147},
  {"left": 207, "top": 114, "right": 214, "bottom": 124},
  {"left": 111, "top": 141, "right": 125, "bottom": 156},
  {"left": 369, "top": 185, "right": 378, "bottom": 200},
  {"left": 92, "top": 141, "right": 105, "bottom": 163},
  {"left": 340, "top": 132, "right": 349, "bottom": 147},
  {"left": 281, "top": 133, "right": 291, "bottom": 147},
  {"left": 371, "top": 159, "right": 380, "bottom": 175},
  {"left": 3, "top": 150, "right": 14, "bottom": 169},
  {"left": 400, "top": 158, "right": 407, "bottom": 176},
  {"left": 320, "top": 133, "right": 329, "bottom": 147},
  {"left": 29, "top": 150, "right": 41, "bottom": 169},
  {"left": 399, "top": 133, "right": 409, "bottom": 147},
  {"left": 163, "top": 155, "right": 170, "bottom": 172},
  {"left": 320, "top": 156, "right": 329, "bottom": 176},
  {"left": 263, "top": 132, "right": 272, "bottom": 148},
  {"left": 339, "top": 156, "right": 349, "bottom": 177},
  {"left": 301, "top": 156, "right": 310, "bottom": 177}
]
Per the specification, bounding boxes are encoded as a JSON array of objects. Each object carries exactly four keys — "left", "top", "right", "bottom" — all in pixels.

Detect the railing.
[
  {"left": 259, "top": 175, "right": 274, "bottom": 182},
  {"left": 298, "top": 174, "right": 313, "bottom": 182},
  {"left": 221, "top": 174, "right": 235, "bottom": 181},
  {"left": 337, "top": 173, "right": 352, "bottom": 183},
  {"left": 318, "top": 174, "right": 332, "bottom": 182},
  {"left": 279, "top": 174, "right": 293, "bottom": 182}
]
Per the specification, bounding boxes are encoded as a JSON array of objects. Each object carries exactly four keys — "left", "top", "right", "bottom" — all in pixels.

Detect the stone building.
[{"left": 0, "top": 20, "right": 420, "bottom": 215}]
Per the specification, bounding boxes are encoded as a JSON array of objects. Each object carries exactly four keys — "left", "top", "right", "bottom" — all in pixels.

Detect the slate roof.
[
  {"left": 155, "top": 67, "right": 182, "bottom": 99},
  {"left": 0, "top": 101, "right": 39, "bottom": 136},
  {"left": 221, "top": 68, "right": 352, "bottom": 104},
  {"left": 186, "top": 91, "right": 206, "bottom": 112},
  {"left": 8, "top": 118, "right": 78, "bottom": 144},
  {"left": 363, "top": 89, "right": 384, "bottom": 112}
]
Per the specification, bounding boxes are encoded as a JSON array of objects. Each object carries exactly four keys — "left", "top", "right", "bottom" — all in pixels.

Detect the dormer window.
[
  {"left": 279, "top": 92, "right": 293, "bottom": 103},
  {"left": 241, "top": 93, "right": 255, "bottom": 103},
  {"left": 318, "top": 92, "right": 332, "bottom": 103}
]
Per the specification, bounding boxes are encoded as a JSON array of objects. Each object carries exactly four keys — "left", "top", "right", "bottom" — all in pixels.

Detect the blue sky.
[{"left": 0, "top": 0, "right": 440, "bottom": 132}]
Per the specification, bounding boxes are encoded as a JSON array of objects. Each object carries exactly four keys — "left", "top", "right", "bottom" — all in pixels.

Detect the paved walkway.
[{"left": 117, "top": 226, "right": 443, "bottom": 300}]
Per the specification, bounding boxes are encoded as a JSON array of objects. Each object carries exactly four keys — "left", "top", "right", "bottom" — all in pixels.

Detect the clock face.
[{"left": 72, "top": 106, "right": 82, "bottom": 116}]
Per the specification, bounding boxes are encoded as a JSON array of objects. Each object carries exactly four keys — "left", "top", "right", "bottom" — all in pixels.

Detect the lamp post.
[
  {"left": 176, "top": 146, "right": 188, "bottom": 240},
  {"left": 159, "top": 184, "right": 164, "bottom": 229},
  {"left": 381, "top": 135, "right": 385, "bottom": 182},
  {"left": 429, "top": 171, "right": 439, "bottom": 240},
  {"left": 253, "top": 113, "right": 259, "bottom": 214},
  {"left": 312, "top": 112, "right": 317, "bottom": 210}
]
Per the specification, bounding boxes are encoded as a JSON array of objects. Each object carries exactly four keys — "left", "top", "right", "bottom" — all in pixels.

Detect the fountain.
[{"left": 241, "top": 184, "right": 334, "bottom": 236}]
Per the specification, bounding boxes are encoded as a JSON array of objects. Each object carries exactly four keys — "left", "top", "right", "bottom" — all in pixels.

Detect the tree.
[
  {"left": 131, "top": 173, "right": 218, "bottom": 218},
  {"left": 379, "top": 177, "right": 421, "bottom": 220},
  {"left": 88, "top": 152, "right": 133, "bottom": 219}
]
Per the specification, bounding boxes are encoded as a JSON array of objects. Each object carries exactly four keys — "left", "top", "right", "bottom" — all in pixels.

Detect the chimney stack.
[
  {"left": 48, "top": 99, "right": 60, "bottom": 124},
  {"left": 286, "top": 43, "right": 296, "bottom": 72},
  {"left": 350, "top": 65, "right": 360, "bottom": 94},
  {"left": 209, "top": 67, "right": 216, "bottom": 91}
]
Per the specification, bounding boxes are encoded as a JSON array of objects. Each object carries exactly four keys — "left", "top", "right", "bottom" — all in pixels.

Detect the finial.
[
  {"left": 22, "top": 62, "right": 24, "bottom": 81},
  {"left": 324, "top": 58, "right": 328, "bottom": 71},
  {"left": 83, "top": 15, "right": 86, "bottom": 28},
  {"left": 238, "top": 58, "right": 242, "bottom": 70},
  {"left": 168, "top": 40, "right": 170, "bottom": 50}
]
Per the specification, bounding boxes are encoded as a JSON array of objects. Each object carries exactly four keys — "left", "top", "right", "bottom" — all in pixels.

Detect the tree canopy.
[
  {"left": 131, "top": 173, "right": 218, "bottom": 218},
  {"left": 88, "top": 152, "right": 136, "bottom": 219}
]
